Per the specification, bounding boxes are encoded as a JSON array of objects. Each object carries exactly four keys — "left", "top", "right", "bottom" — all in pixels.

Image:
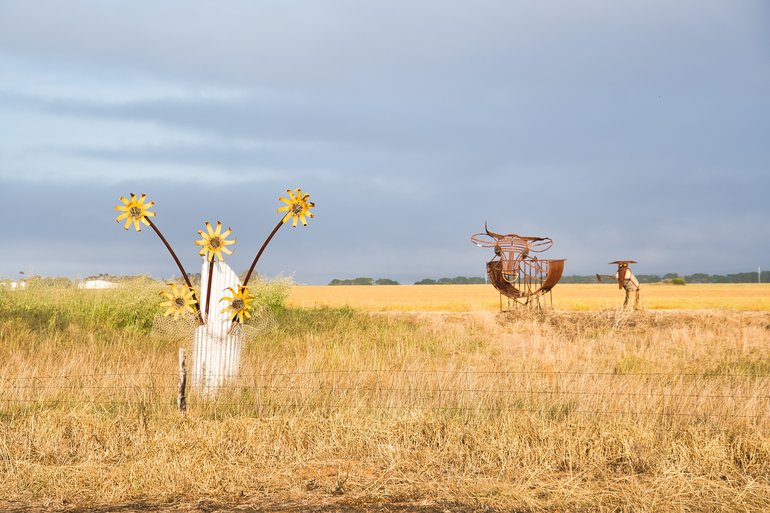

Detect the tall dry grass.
[{"left": 1, "top": 285, "right": 769, "bottom": 511}]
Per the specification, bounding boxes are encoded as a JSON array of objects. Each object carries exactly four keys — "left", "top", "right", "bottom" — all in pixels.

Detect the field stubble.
[{"left": 0, "top": 285, "right": 769, "bottom": 512}]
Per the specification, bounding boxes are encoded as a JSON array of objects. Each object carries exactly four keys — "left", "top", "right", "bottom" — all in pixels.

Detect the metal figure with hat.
[{"left": 596, "top": 260, "right": 641, "bottom": 308}]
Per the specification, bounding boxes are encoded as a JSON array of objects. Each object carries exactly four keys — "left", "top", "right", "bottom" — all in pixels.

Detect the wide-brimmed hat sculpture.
[{"left": 115, "top": 189, "right": 314, "bottom": 392}]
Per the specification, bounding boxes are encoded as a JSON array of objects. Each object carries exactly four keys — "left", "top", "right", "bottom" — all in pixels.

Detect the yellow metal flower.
[
  {"left": 195, "top": 221, "right": 236, "bottom": 261},
  {"left": 277, "top": 188, "right": 315, "bottom": 227},
  {"left": 159, "top": 283, "right": 198, "bottom": 319},
  {"left": 221, "top": 285, "right": 254, "bottom": 323},
  {"left": 115, "top": 193, "right": 156, "bottom": 231}
]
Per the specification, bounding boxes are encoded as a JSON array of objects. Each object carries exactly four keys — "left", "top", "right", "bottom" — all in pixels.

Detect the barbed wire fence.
[{"left": 1, "top": 364, "right": 768, "bottom": 426}]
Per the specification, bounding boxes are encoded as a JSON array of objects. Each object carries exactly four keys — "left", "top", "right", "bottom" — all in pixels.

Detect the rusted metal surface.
[
  {"left": 596, "top": 261, "right": 641, "bottom": 308},
  {"left": 471, "top": 224, "right": 566, "bottom": 307},
  {"left": 541, "top": 259, "right": 566, "bottom": 292},
  {"left": 606, "top": 260, "right": 637, "bottom": 288}
]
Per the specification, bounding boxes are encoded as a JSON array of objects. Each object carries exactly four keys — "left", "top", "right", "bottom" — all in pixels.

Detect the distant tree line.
[
  {"left": 414, "top": 276, "right": 485, "bottom": 285},
  {"left": 561, "top": 271, "right": 770, "bottom": 284},
  {"left": 329, "top": 277, "right": 400, "bottom": 285},
  {"left": 674, "top": 271, "right": 770, "bottom": 283},
  {"left": 328, "top": 276, "right": 487, "bottom": 285},
  {"left": 328, "top": 271, "right": 769, "bottom": 286}
]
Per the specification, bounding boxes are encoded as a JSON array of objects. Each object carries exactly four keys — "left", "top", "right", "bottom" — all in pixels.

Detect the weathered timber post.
[{"left": 178, "top": 347, "right": 187, "bottom": 415}]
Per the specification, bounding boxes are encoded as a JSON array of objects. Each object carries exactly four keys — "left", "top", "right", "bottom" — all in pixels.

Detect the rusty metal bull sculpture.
[{"left": 471, "top": 223, "right": 565, "bottom": 308}]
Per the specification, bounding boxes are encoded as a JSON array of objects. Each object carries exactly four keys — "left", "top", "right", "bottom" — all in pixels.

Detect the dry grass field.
[{"left": 1, "top": 283, "right": 769, "bottom": 512}]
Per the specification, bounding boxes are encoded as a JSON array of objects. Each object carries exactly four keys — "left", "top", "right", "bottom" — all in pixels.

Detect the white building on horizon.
[
  {"left": 77, "top": 279, "right": 119, "bottom": 290},
  {"left": 0, "top": 281, "right": 26, "bottom": 291}
]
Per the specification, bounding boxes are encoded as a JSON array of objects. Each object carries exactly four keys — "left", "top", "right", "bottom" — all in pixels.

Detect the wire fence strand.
[
  {"left": 1, "top": 370, "right": 767, "bottom": 423},
  {"left": 3, "top": 369, "right": 769, "bottom": 380}
]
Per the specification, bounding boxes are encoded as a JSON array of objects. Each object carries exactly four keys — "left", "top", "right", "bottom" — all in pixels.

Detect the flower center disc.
[
  {"left": 232, "top": 299, "right": 245, "bottom": 310},
  {"left": 174, "top": 297, "right": 186, "bottom": 308},
  {"left": 129, "top": 206, "right": 143, "bottom": 218},
  {"left": 291, "top": 203, "right": 303, "bottom": 214},
  {"left": 209, "top": 237, "right": 222, "bottom": 249}
]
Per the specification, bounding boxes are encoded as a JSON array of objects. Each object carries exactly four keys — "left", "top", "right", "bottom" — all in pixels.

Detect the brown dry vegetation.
[{"left": 1, "top": 285, "right": 769, "bottom": 512}]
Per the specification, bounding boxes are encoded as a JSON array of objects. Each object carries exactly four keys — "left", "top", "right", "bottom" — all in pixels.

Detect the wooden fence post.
[{"left": 178, "top": 347, "right": 187, "bottom": 415}]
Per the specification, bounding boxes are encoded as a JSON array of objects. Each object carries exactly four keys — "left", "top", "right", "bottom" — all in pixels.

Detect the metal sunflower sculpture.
[
  {"left": 221, "top": 285, "right": 254, "bottom": 324},
  {"left": 115, "top": 188, "right": 315, "bottom": 392},
  {"left": 240, "top": 188, "right": 315, "bottom": 289},
  {"left": 278, "top": 188, "right": 315, "bottom": 227},
  {"left": 159, "top": 283, "right": 198, "bottom": 319},
  {"left": 114, "top": 192, "right": 203, "bottom": 324},
  {"left": 115, "top": 193, "right": 156, "bottom": 232},
  {"left": 195, "top": 221, "right": 236, "bottom": 262},
  {"left": 113, "top": 188, "right": 315, "bottom": 329},
  {"left": 195, "top": 221, "right": 237, "bottom": 319}
]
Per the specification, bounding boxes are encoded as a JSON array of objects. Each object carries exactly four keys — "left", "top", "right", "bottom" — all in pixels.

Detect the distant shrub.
[
  {"left": 251, "top": 276, "right": 293, "bottom": 311},
  {"left": 24, "top": 276, "right": 74, "bottom": 289},
  {"left": 671, "top": 277, "right": 686, "bottom": 285},
  {"left": 329, "top": 277, "right": 375, "bottom": 285}
]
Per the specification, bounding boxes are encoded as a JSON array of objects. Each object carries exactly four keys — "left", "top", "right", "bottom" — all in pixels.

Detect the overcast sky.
[{"left": 1, "top": 1, "right": 768, "bottom": 284}]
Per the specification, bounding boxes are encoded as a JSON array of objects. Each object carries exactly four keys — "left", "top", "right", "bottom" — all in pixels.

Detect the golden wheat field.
[
  {"left": 1, "top": 283, "right": 769, "bottom": 512},
  {"left": 288, "top": 283, "right": 770, "bottom": 312}
]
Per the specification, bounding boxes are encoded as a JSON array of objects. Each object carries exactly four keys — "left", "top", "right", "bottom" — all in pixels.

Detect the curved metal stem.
[
  {"left": 242, "top": 219, "right": 284, "bottom": 288},
  {"left": 147, "top": 218, "right": 204, "bottom": 325},
  {"left": 204, "top": 259, "right": 215, "bottom": 321},
  {"left": 229, "top": 218, "right": 285, "bottom": 332}
]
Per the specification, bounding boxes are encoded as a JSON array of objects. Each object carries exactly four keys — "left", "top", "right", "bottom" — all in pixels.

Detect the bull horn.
[{"left": 485, "top": 221, "right": 504, "bottom": 240}]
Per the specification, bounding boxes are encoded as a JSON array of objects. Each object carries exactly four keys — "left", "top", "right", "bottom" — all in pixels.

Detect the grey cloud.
[
  {"left": 1, "top": 1, "right": 769, "bottom": 281},
  {"left": 12, "top": 82, "right": 770, "bottom": 191},
  {"left": 1, "top": 1, "right": 767, "bottom": 90}
]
